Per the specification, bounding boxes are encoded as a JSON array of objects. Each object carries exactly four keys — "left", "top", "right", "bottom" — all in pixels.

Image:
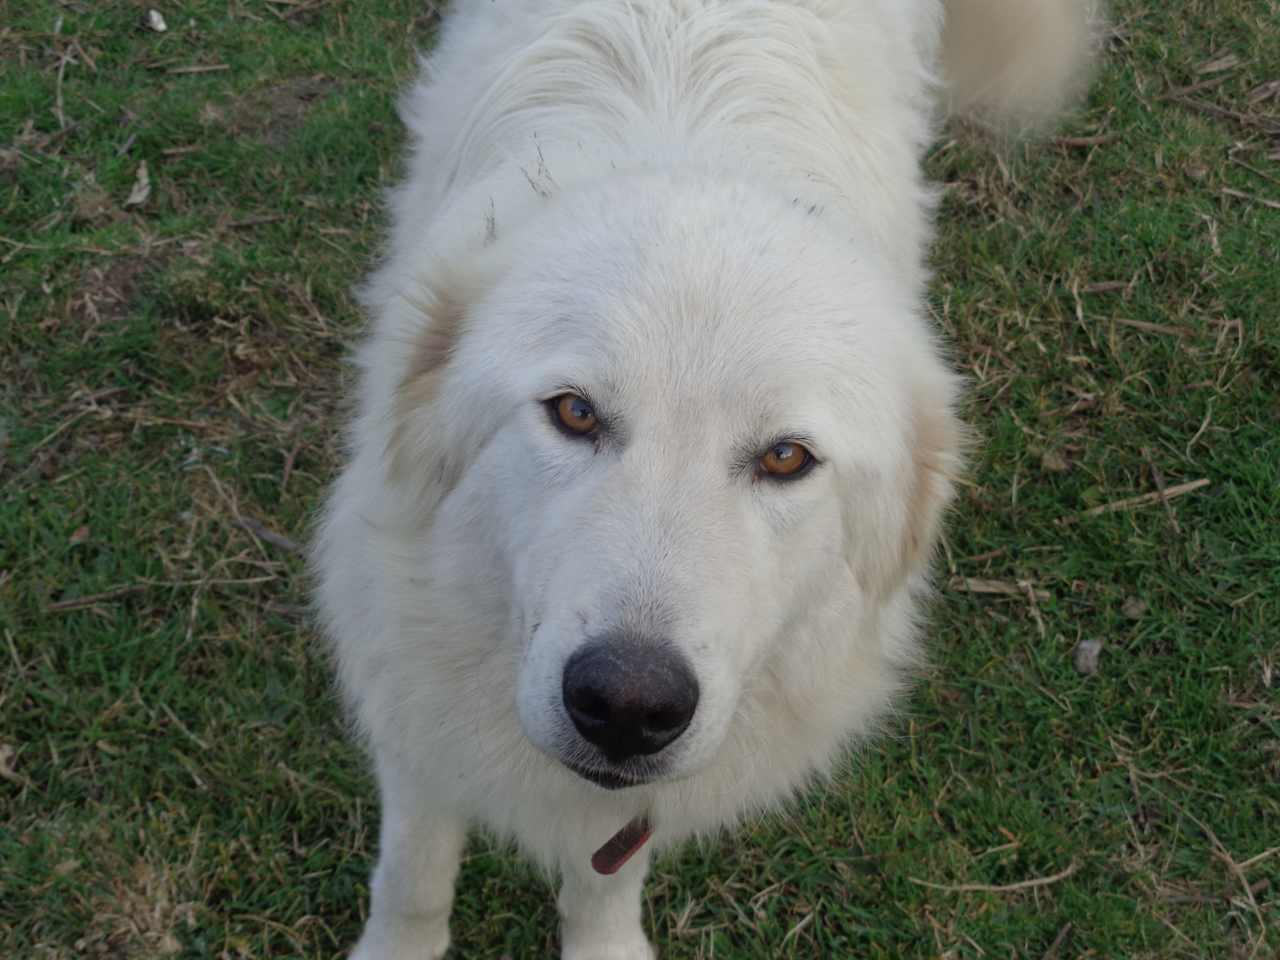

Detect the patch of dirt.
[
  {"left": 230, "top": 76, "right": 338, "bottom": 149},
  {"left": 71, "top": 173, "right": 125, "bottom": 227},
  {"left": 66, "top": 250, "right": 178, "bottom": 335},
  {"left": 3, "top": 120, "right": 74, "bottom": 180},
  {"left": 197, "top": 101, "right": 227, "bottom": 128},
  {"left": 78, "top": 860, "right": 198, "bottom": 959}
]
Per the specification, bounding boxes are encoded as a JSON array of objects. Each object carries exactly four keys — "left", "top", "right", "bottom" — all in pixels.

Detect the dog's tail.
[{"left": 941, "top": 0, "right": 1101, "bottom": 130}]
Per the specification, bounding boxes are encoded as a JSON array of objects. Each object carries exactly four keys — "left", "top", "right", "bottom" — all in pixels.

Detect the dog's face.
[{"left": 390, "top": 176, "right": 959, "bottom": 790}]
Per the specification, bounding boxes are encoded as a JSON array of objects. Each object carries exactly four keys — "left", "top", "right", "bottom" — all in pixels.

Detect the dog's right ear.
[{"left": 384, "top": 260, "right": 492, "bottom": 518}]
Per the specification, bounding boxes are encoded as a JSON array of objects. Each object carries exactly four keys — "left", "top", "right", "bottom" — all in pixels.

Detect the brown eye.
[
  {"left": 758, "top": 441, "right": 814, "bottom": 480},
  {"left": 551, "top": 393, "right": 598, "bottom": 436}
]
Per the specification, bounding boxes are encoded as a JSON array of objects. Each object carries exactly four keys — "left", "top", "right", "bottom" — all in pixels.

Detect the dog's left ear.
[
  {"left": 898, "top": 389, "right": 965, "bottom": 586},
  {"left": 850, "top": 373, "right": 965, "bottom": 599}
]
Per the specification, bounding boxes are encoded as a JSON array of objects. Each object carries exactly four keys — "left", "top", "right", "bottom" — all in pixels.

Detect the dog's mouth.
[{"left": 562, "top": 759, "right": 652, "bottom": 791}]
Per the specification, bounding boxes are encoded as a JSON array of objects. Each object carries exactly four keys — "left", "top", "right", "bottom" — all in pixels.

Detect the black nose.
[{"left": 562, "top": 636, "right": 700, "bottom": 763}]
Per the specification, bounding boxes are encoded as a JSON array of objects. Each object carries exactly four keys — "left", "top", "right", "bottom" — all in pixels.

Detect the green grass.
[{"left": 2, "top": 1, "right": 1277, "bottom": 957}]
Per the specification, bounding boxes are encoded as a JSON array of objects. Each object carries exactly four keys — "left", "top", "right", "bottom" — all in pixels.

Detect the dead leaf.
[
  {"left": 0, "top": 742, "right": 31, "bottom": 786},
  {"left": 1122, "top": 596, "right": 1148, "bottom": 619},
  {"left": 1073, "top": 639, "right": 1104, "bottom": 676},
  {"left": 69, "top": 525, "right": 90, "bottom": 545},
  {"left": 54, "top": 859, "right": 82, "bottom": 876},
  {"left": 1041, "top": 449, "right": 1070, "bottom": 473},
  {"left": 124, "top": 161, "right": 151, "bottom": 208}
]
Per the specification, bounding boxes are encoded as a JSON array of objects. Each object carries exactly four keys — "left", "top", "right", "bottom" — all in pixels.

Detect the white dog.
[{"left": 312, "top": 1, "right": 1095, "bottom": 956}]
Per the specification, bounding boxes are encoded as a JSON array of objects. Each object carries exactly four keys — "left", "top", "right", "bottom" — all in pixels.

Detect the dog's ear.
[
  {"left": 897, "top": 393, "right": 965, "bottom": 586},
  {"left": 849, "top": 375, "right": 965, "bottom": 600},
  {"left": 384, "top": 261, "right": 492, "bottom": 517}
]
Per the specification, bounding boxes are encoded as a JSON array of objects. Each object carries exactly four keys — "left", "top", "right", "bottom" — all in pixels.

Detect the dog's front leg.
[
  {"left": 351, "top": 763, "right": 467, "bottom": 960},
  {"left": 558, "top": 848, "right": 656, "bottom": 960}
]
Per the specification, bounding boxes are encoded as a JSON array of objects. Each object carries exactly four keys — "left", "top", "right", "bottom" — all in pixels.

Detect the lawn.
[{"left": 2, "top": 1, "right": 1277, "bottom": 957}]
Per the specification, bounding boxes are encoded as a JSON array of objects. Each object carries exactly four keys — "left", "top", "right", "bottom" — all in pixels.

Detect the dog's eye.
[
  {"left": 758, "top": 441, "right": 814, "bottom": 480},
  {"left": 549, "top": 393, "right": 599, "bottom": 437}
]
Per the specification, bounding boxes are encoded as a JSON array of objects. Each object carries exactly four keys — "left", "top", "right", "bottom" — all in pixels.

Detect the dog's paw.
[
  {"left": 561, "top": 933, "right": 656, "bottom": 960},
  {"left": 349, "top": 912, "right": 451, "bottom": 960}
]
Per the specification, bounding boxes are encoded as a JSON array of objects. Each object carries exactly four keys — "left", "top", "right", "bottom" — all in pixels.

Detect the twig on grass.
[
  {"left": 4, "top": 629, "right": 23, "bottom": 674},
  {"left": 959, "top": 546, "right": 1007, "bottom": 564},
  {"left": 1232, "top": 156, "right": 1280, "bottom": 188},
  {"left": 232, "top": 516, "right": 302, "bottom": 554},
  {"left": 46, "top": 575, "right": 282, "bottom": 613},
  {"left": 1081, "top": 280, "right": 1130, "bottom": 294},
  {"left": 280, "top": 436, "right": 303, "bottom": 492},
  {"left": 908, "top": 860, "right": 1080, "bottom": 894},
  {"left": 1041, "top": 922, "right": 1073, "bottom": 960},
  {"left": 948, "top": 577, "right": 1049, "bottom": 602},
  {"left": 264, "top": 0, "right": 335, "bottom": 20},
  {"left": 1063, "top": 478, "right": 1210, "bottom": 523},
  {"left": 30, "top": 408, "right": 91, "bottom": 452},
  {"left": 167, "top": 64, "right": 231, "bottom": 75},
  {"left": 1144, "top": 447, "right": 1181, "bottom": 534},
  {"left": 1055, "top": 134, "right": 1115, "bottom": 148},
  {"left": 47, "top": 584, "right": 147, "bottom": 612},
  {"left": 159, "top": 701, "right": 211, "bottom": 752},
  {"left": 1161, "top": 877, "right": 1272, "bottom": 905},
  {"left": 226, "top": 215, "right": 285, "bottom": 229},
  {"left": 54, "top": 51, "right": 72, "bottom": 130},
  {"left": 1172, "top": 97, "right": 1280, "bottom": 135},
  {"left": 1109, "top": 317, "right": 1193, "bottom": 338},
  {"left": 1020, "top": 579, "right": 1046, "bottom": 638},
  {"left": 1221, "top": 187, "right": 1280, "bottom": 211},
  {"left": 1186, "top": 406, "right": 1213, "bottom": 458},
  {"left": 1238, "top": 847, "right": 1280, "bottom": 872},
  {"left": 1162, "top": 74, "right": 1230, "bottom": 100}
]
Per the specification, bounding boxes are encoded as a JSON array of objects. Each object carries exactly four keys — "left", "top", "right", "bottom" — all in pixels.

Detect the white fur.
[{"left": 312, "top": 1, "right": 1094, "bottom": 956}]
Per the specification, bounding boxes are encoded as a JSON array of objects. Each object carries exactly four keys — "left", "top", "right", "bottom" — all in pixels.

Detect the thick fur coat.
[{"left": 312, "top": 2, "right": 1096, "bottom": 956}]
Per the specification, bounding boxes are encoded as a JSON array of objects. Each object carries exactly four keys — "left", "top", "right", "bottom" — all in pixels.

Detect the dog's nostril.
[
  {"left": 644, "top": 706, "right": 685, "bottom": 731},
  {"left": 565, "top": 687, "right": 611, "bottom": 724},
  {"left": 562, "top": 635, "right": 699, "bottom": 763}
]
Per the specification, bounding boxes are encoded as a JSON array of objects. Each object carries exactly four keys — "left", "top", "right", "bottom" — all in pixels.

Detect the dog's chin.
[
  {"left": 559, "top": 754, "right": 710, "bottom": 791},
  {"left": 562, "top": 759, "right": 652, "bottom": 791}
]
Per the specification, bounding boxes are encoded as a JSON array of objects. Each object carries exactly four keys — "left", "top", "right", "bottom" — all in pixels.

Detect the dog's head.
[{"left": 386, "top": 174, "right": 961, "bottom": 790}]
